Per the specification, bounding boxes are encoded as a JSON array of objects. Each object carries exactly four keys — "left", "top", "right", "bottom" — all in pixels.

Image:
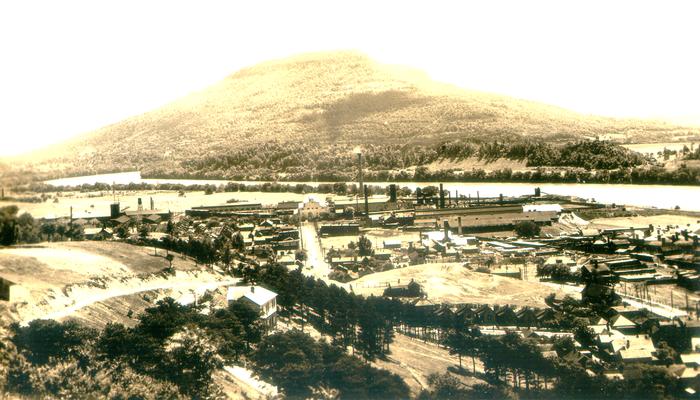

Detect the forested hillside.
[{"left": 10, "top": 51, "right": 698, "bottom": 182}]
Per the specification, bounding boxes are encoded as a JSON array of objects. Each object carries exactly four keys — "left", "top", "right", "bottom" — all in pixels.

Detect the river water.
[{"left": 44, "top": 171, "right": 700, "bottom": 211}]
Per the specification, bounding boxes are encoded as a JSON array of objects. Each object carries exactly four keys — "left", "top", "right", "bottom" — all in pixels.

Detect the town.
[
  {"left": 2, "top": 166, "right": 700, "bottom": 398},
  {"left": 2, "top": 3, "right": 700, "bottom": 397}
]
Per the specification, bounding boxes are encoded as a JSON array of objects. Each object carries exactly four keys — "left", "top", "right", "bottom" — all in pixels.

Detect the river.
[{"left": 44, "top": 171, "right": 700, "bottom": 211}]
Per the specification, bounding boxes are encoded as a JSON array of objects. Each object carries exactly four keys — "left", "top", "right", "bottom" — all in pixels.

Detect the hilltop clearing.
[{"left": 0, "top": 241, "right": 238, "bottom": 326}]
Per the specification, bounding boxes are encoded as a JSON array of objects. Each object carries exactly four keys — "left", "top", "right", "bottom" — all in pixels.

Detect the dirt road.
[{"left": 300, "top": 221, "right": 332, "bottom": 280}]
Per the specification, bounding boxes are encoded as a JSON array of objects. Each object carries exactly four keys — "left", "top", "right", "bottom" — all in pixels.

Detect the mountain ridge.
[{"left": 10, "top": 50, "right": 699, "bottom": 179}]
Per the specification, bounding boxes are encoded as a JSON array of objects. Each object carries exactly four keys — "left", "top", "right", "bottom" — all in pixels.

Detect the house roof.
[
  {"left": 692, "top": 337, "right": 700, "bottom": 352},
  {"left": 112, "top": 215, "right": 130, "bottom": 224},
  {"left": 610, "top": 314, "right": 637, "bottom": 328},
  {"left": 620, "top": 348, "right": 653, "bottom": 361},
  {"left": 681, "top": 353, "right": 700, "bottom": 366},
  {"left": 227, "top": 285, "right": 277, "bottom": 306},
  {"left": 84, "top": 227, "right": 112, "bottom": 235}
]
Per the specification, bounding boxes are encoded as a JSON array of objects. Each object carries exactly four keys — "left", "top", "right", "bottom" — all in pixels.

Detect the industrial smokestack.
[
  {"left": 476, "top": 191, "right": 480, "bottom": 205},
  {"left": 439, "top": 184, "right": 445, "bottom": 209},
  {"left": 458, "top": 216, "right": 463, "bottom": 235},
  {"left": 357, "top": 151, "right": 364, "bottom": 194},
  {"left": 137, "top": 198, "right": 143, "bottom": 211},
  {"left": 535, "top": 187, "right": 541, "bottom": 197},
  {"left": 110, "top": 203, "right": 120, "bottom": 219},
  {"left": 364, "top": 184, "right": 369, "bottom": 216},
  {"left": 389, "top": 184, "right": 397, "bottom": 202},
  {"left": 150, "top": 197, "right": 154, "bottom": 210},
  {"left": 443, "top": 220, "right": 450, "bottom": 242},
  {"left": 499, "top": 194, "right": 503, "bottom": 204}
]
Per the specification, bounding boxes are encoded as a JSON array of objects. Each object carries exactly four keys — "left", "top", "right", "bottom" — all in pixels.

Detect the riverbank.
[{"left": 35, "top": 171, "right": 700, "bottom": 211}]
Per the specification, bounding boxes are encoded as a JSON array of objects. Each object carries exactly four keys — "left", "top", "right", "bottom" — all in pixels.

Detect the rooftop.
[{"left": 227, "top": 285, "right": 277, "bottom": 306}]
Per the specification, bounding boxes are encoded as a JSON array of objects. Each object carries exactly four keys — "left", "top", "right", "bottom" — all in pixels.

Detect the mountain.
[{"left": 14, "top": 51, "right": 699, "bottom": 180}]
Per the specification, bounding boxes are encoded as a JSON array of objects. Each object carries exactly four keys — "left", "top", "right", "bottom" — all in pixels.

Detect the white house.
[{"left": 227, "top": 285, "right": 278, "bottom": 330}]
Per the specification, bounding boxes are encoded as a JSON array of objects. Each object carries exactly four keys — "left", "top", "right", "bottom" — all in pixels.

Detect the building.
[
  {"left": 320, "top": 223, "right": 360, "bottom": 236},
  {"left": 299, "top": 199, "right": 328, "bottom": 220},
  {"left": 186, "top": 203, "right": 263, "bottom": 217},
  {"left": 1, "top": 277, "right": 17, "bottom": 301},
  {"left": 83, "top": 227, "right": 113, "bottom": 240},
  {"left": 383, "top": 240, "right": 402, "bottom": 249},
  {"left": 0, "top": 276, "right": 28, "bottom": 302},
  {"left": 227, "top": 285, "right": 278, "bottom": 330},
  {"left": 275, "top": 201, "right": 300, "bottom": 215}
]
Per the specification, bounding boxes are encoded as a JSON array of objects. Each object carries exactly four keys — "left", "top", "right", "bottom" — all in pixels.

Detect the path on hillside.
[{"left": 22, "top": 272, "right": 240, "bottom": 325}]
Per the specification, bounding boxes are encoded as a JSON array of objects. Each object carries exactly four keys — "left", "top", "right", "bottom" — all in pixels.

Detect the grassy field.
[
  {"left": 373, "top": 333, "right": 485, "bottom": 397},
  {"left": 351, "top": 263, "right": 569, "bottom": 308},
  {"left": 622, "top": 142, "right": 693, "bottom": 155},
  {"left": 425, "top": 157, "right": 529, "bottom": 173},
  {"left": 591, "top": 214, "right": 700, "bottom": 229}
]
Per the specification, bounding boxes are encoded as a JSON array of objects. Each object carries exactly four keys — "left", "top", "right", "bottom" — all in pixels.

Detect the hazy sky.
[{"left": 1, "top": 0, "right": 699, "bottom": 156}]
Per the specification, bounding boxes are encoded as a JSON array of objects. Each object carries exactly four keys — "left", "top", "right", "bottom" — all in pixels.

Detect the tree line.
[
  {"left": 12, "top": 138, "right": 699, "bottom": 190},
  {"left": 1, "top": 292, "right": 410, "bottom": 399}
]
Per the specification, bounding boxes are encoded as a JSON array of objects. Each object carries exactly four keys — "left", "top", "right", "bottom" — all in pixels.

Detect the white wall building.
[{"left": 227, "top": 285, "right": 278, "bottom": 330}]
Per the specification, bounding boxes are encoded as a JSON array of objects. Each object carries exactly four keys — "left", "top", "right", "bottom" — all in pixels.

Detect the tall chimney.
[
  {"left": 389, "top": 184, "right": 397, "bottom": 202},
  {"left": 251, "top": 286, "right": 255, "bottom": 293},
  {"left": 499, "top": 194, "right": 503, "bottom": 204},
  {"left": 458, "top": 216, "right": 463, "bottom": 235},
  {"left": 137, "top": 198, "right": 143, "bottom": 211},
  {"left": 357, "top": 153, "right": 364, "bottom": 194},
  {"left": 476, "top": 191, "right": 480, "bottom": 205},
  {"left": 443, "top": 220, "right": 450, "bottom": 242},
  {"left": 439, "top": 183, "right": 445, "bottom": 209},
  {"left": 150, "top": 197, "right": 154, "bottom": 210},
  {"left": 364, "top": 184, "right": 369, "bottom": 216},
  {"left": 1, "top": 187, "right": 4, "bottom": 200}
]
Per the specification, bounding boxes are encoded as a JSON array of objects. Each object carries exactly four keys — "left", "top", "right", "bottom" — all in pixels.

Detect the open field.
[
  {"left": 374, "top": 333, "right": 485, "bottom": 397},
  {"left": 351, "top": 263, "right": 570, "bottom": 307},
  {"left": 622, "top": 142, "right": 693, "bottom": 155},
  {"left": 591, "top": 214, "right": 700, "bottom": 230},
  {"left": 425, "top": 157, "right": 530, "bottom": 173}
]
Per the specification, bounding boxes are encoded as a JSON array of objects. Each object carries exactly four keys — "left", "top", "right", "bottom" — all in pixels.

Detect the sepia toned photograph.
[{"left": 1, "top": 1, "right": 699, "bottom": 398}]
